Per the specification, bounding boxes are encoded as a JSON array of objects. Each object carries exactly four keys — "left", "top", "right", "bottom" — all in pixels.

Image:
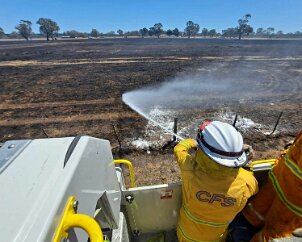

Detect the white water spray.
[
  {"left": 121, "top": 69, "right": 235, "bottom": 140},
  {"left": 122, "top": 61, "right": 294, "bottom": 140},
  {"left": 122, "top": 93, "right": 184, "bottom": 140}
]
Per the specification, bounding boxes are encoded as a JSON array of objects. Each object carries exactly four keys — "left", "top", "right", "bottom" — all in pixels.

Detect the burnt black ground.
[{"left": 0, "top": 38, "right": 301, "bottom": 185}]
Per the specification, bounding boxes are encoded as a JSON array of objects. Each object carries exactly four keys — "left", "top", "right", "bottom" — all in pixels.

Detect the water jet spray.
[{"left": 122, "top": 93, "right": 184, "bottom": 141}]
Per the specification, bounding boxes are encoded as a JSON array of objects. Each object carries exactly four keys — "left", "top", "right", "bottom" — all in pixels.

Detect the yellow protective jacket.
[
  {"left": 174, "top": 139, "right": 258, "bottom": 242},
  {"left": 243, "top": 130, "right": 302, "bottom": 242}
]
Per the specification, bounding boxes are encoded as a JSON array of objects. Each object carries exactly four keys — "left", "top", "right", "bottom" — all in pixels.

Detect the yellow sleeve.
[
  {"left": 174, "top": 139, "right": 197, "bottom": 170},
  {"left": 240, "top": 168, "right": 259, "bottom": 197},
  {"left": 247, "top": 176, "right": 259, "bottom": 197}
]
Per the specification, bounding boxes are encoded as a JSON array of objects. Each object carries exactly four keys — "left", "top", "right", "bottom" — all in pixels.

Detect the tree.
[
  {"left": 105, "top": 31, "right": 115, "bottom": 37},
  {"left": 117, "top": 29, "right": 123, "bottom": 36},
  {"left": 237, "top": 14, "right": 252, "bottom": 40},
  {"left": 184, "top": 21, "right": 200, "bottom": 38},
  {"left": 37, "top": 18, "right": 59, "bottom": 40},
  {"left": 256, "top": 28, "right": 265, "bottom": 37},
  {"left": 153, "top": 23, "right": 163, "bottom": 38},
  {"left": 148, "top": 27, "right": 155, "bottom": 37},
  {"left": 208, "top": 29, "right": 217, "bottom": 37},
  {"left": 63, "top": 30, "right": 87, "bottom": 38},
  {"left": 139, "top": 27, "right": 149, "bottom": 37},
  {"left": 172, "top": 28, "right": 180, "bottom": 37},
  {"left": 0, "top": 27, "right": 4, "bottom": 38},
  {"left": 294, "top": 31, "right": 302, "bottom": 38},
  {"left": 267, "top": 27, "right": 275, "bottom": 38},
  {"left": 245, "top": 26, "right": 254, "bottom": 36},
  {"left": 275, "top": 30, "right": 283, "bottom": 38},
  {"left": 124, "top": 30, "right": 139, "bottom": 37},
  {"left": 166, "top": 29, "right": 173, "bottom": 36},
  {"left": 276, "top": 30, "right": 283, "bottom": 35},
  {"left": 222, "top": 28, "right": 238, "bottom": 38},
  {"left": 15, "top": 20, "right": 32, "bottom": 40},
  {"left": 90, "top": 28, "right": 99, "bottom": 38},
  {"left": 201, "top": 28, "right": 209, "bottom": 37},
  {"left": 9, "top": 31, "right": 20, "bottom": 39}
]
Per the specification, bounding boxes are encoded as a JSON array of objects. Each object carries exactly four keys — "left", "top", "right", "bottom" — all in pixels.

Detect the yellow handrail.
[
  {"left": 114, "top": 159, "right": 136, "bottom": 188},
  {"left": 251, "top": 159, "right": 277, "bottom": 166},
  {"left": 53, "top": 196, "right": 104, "bottom": 242}
]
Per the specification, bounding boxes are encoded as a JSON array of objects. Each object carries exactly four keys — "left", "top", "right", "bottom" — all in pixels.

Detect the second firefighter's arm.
[{"left": 174, "top": 139, "right": 197, "bottom": 170}]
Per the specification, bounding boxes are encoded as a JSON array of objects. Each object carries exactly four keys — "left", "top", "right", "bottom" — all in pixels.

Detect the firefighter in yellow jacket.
[
  {"left": 174, "top": 121, "right": 258, "bottom": 242},
  {"left": 242, "top": 130, "right": 302, "bottom": 241}
]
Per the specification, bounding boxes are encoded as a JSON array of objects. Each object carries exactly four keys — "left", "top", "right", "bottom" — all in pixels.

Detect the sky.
[{"left": 1, "top": 0, "right": 302, "bottom": 34}]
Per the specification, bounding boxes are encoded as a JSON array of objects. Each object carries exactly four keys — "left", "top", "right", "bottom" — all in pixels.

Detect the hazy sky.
[{"left": 1, "top": 0, "right": 301, "bottom": 33}]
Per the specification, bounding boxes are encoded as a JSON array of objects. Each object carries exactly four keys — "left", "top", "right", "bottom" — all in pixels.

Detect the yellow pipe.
[
  {"left": 114, "top": 159, "right": 136, "bottom": 188},
  {"left": 53, "top": 196, "right": 104, "bottom": 242}
]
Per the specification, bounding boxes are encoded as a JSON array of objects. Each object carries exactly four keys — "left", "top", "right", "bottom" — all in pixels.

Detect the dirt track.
[{"left": 1, "top": 38, "right": 302, "bottom": 186}]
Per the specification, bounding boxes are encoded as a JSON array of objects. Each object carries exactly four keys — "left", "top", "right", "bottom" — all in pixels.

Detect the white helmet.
[{"left": 197, "top": 121, "right": 247, "bottom": 168}]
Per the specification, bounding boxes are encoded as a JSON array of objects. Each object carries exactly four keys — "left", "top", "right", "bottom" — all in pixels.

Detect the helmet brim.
[{"left": 198, "top": 140, "right": 248, "bottom": 168}]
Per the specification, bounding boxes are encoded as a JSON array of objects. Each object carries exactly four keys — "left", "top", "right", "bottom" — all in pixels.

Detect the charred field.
[{"left": 1, "top": 38, "right": 302, "bottom": 186}]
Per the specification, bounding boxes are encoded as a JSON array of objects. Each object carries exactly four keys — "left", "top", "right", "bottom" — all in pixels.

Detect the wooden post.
[
  {"left": 271, "top": 111, "right": 283, "bottom": 135},
  {"left": 173, "top": 118, "right": 178, "bottom": 142}
]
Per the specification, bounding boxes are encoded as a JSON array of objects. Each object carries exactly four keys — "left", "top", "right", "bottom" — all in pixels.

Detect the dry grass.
[{"left": 0, "top": 57, "right": 191, "bottom": 67}]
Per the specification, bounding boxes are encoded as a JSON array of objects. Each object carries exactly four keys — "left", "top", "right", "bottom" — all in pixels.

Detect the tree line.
[
  {"left": 1, "top": 15, "right": 302, "bottom": 40},
  {"left": 0, "top": 18, "right": 59, "bottom": 41}
]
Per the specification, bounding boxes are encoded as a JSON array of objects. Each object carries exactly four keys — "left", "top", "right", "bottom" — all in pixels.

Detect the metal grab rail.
[
  {"left": 251, "top": 159, "right": 277, "bottom": 166},
  {"left": 114, "top": 159, "right": 136, "bottom": 188},
  {"left": 249, "top": 159, "right": 278, "bottom": 172},
  {"left": 53, "top": 196, "right": 104, "bottom": 242}
]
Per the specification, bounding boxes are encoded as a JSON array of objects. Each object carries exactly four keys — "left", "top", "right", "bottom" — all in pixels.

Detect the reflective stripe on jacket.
[
  {"left": 174, "top": 139, "right": 258, "bottom": 242},
  {"left": 243, "top": 130, "right": 302, "bottom": 242}
]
